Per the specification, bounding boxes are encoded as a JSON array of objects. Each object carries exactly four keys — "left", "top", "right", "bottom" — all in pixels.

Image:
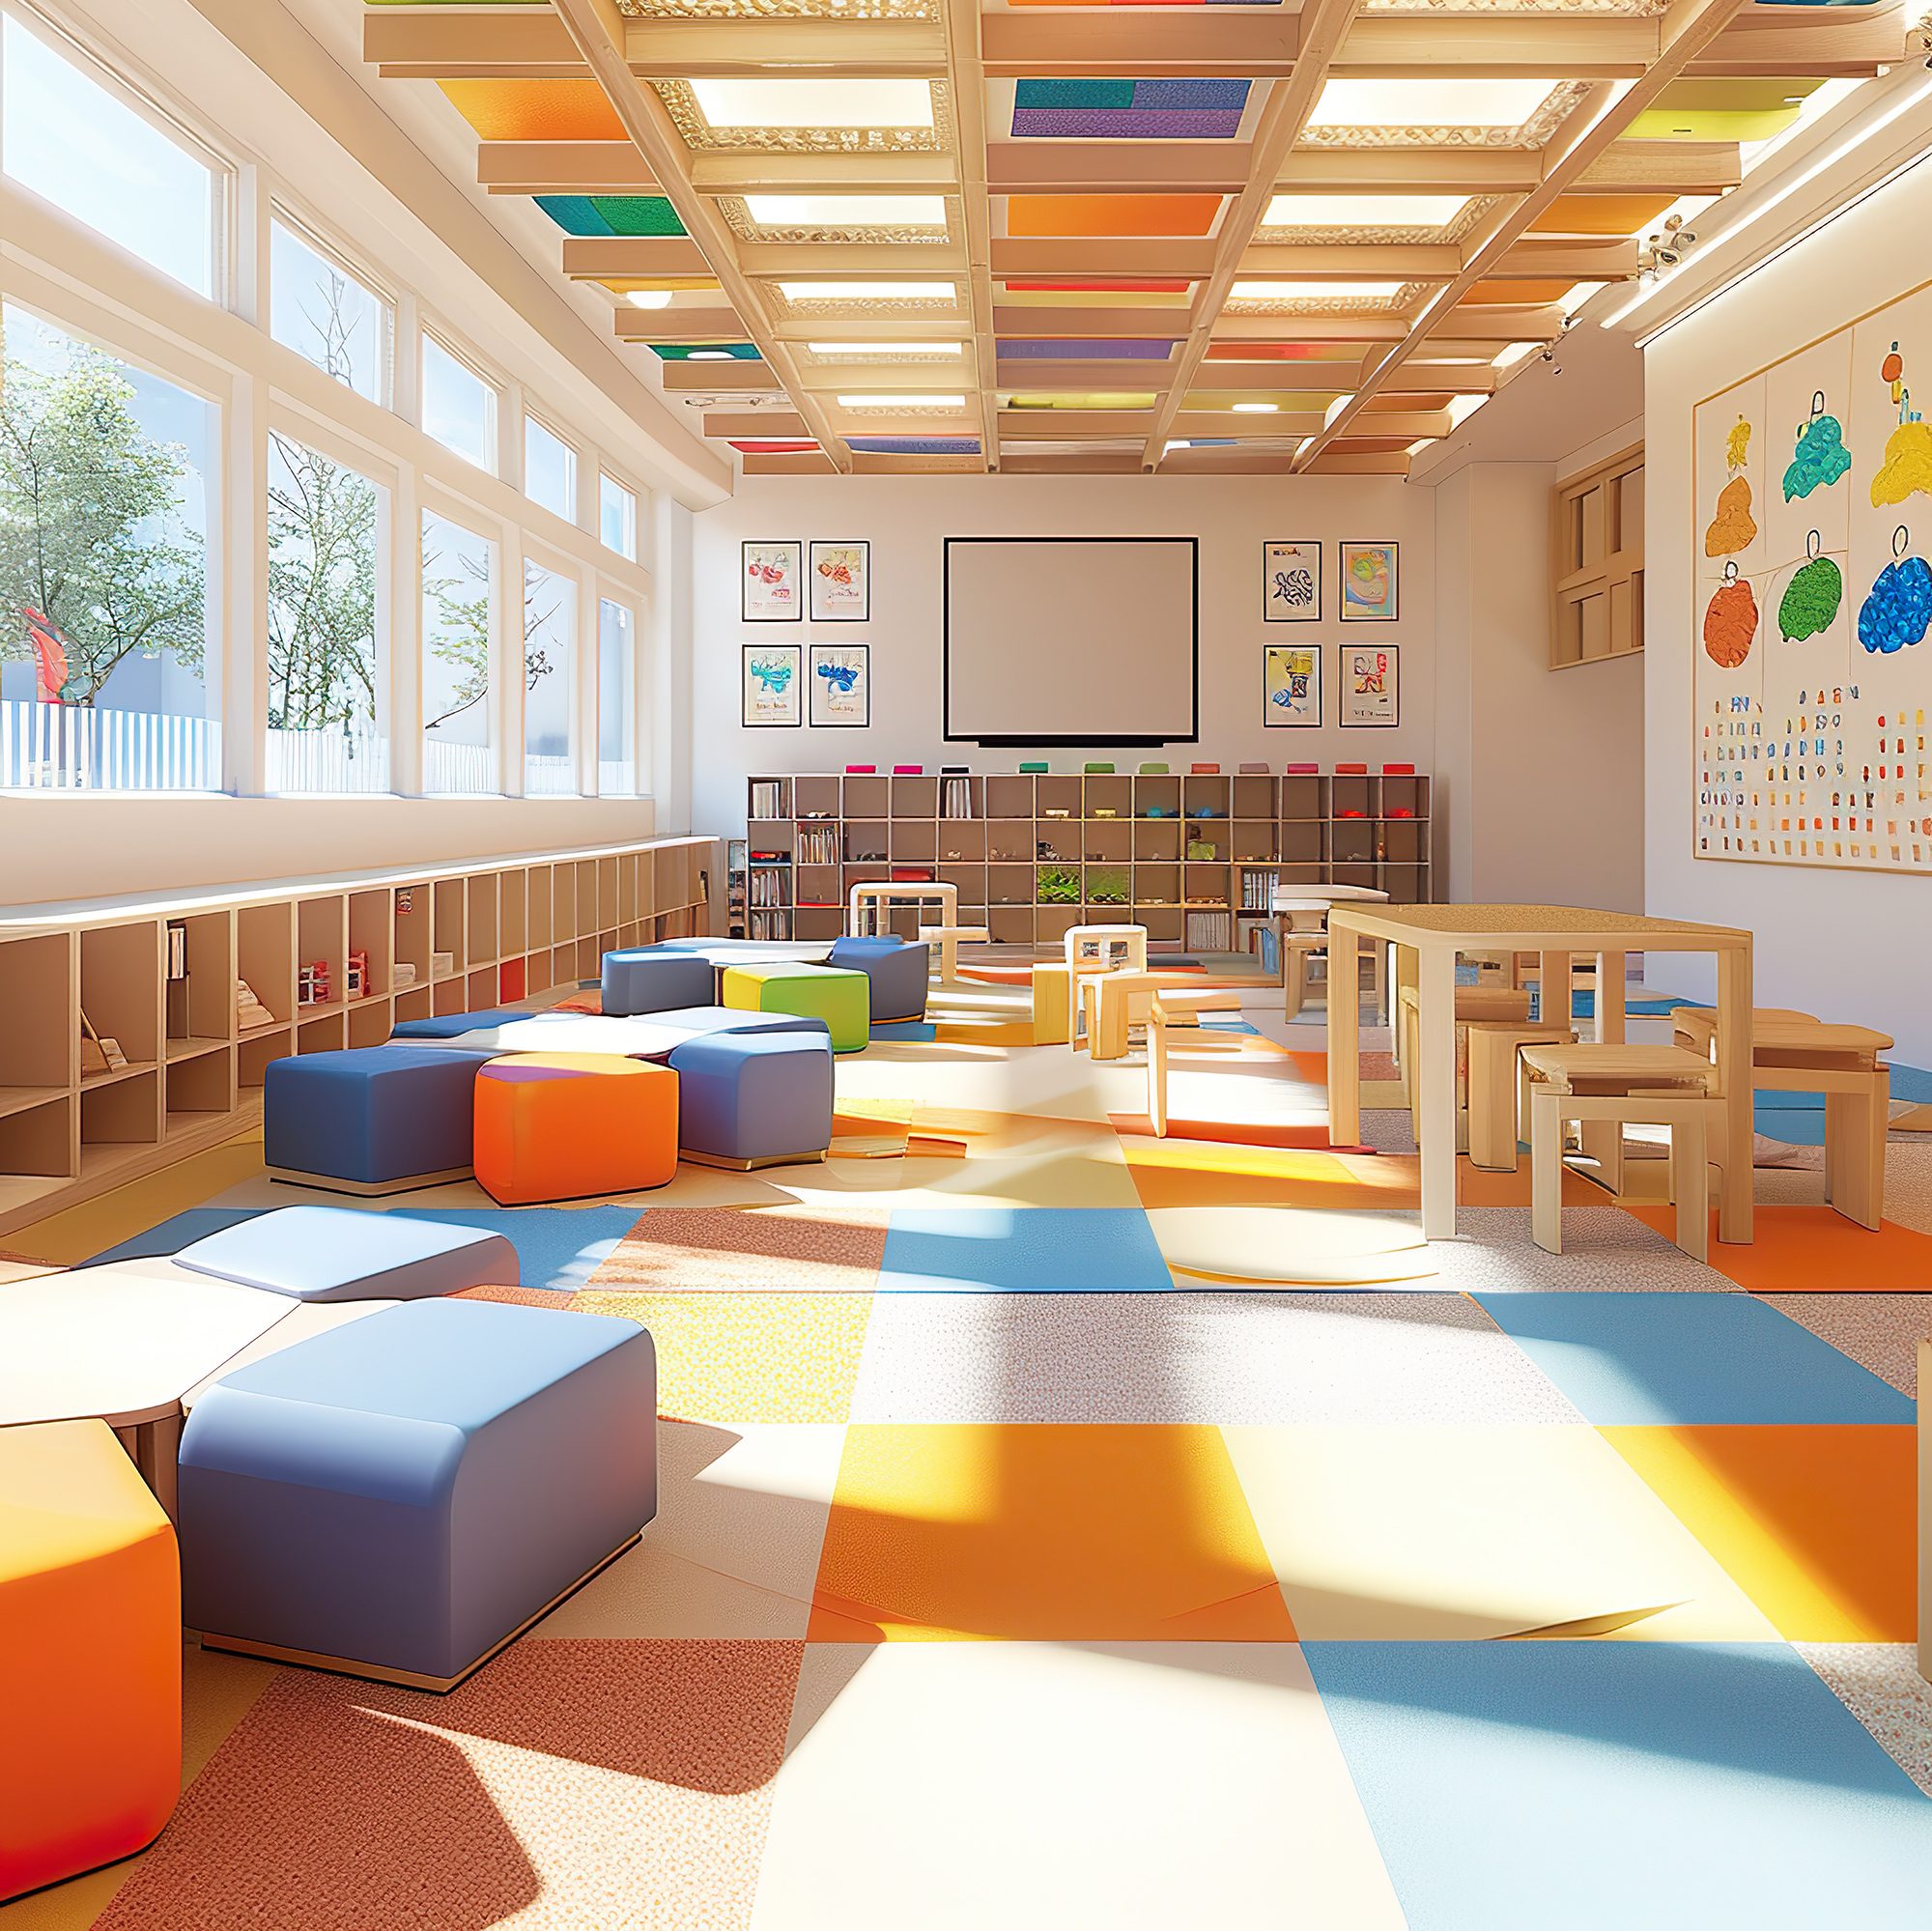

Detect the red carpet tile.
[
  {"left": 586, "top": 1207, "right": 888, "bottom": 1293},
  {"left": 97, "top": 1639, "right": 804, "bottom": 1930},
  {"left": 1624, "top": 1205, "right": 1932, "bottom": 1292}
]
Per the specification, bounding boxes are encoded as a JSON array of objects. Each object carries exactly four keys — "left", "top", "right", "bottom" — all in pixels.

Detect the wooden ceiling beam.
[
  {"left": 981, "top": 14, "right": 1298, "bottom": 79},
  {"left": 1568, "top": 138, "right": 1742, "bottom": 196},
  {"left": 991, "top": 239, "right": 1219, "bottom": 280},
  {"left": 477, "top": 140, "right": 657, "bottom": 196},
  {"left": 995, "top": 358, "right": 1178, "bottom": 390},
  {"left": 1173, "top": 408, "right": 1450, "bottom": 440},
  {"left": 1693, "top": 1, "right": 1908, "bottom": 79},
  {"left": 706, "top": 410, "right": 978, "bottom": 440},
  {"left": 1300, "top": 451, "right": 1413, "bottom": 476},
  {"left": 561, "top": 236, "right": 713, "bottom": 282},
  {"left": 1296, "top": 0, "right": 1754, "bottom": 472},
  {"left": 989, "top": 144, "right": 1254, "bottom": 197},
  {"left": 742, "top": 452, "right": 838, "bottom": 477},
  {"left": 706, "top": 411, "right": 808, "bottom": 439},
  {"left": 736, "top": 241, "right": 967, "bottom": 279},
  {"left": 1141, "top": 0, "right": 1365, "bottom": 472},
  {"left": 991, "top": 305, "right": 1194, "bottom": 338},
  {"left": 548, "top": 0, "right": 850, "bottom": 470},
  {"left": 1489, "top": 236, "right": 1639, "bottom": 279},
  {"left": 690, "top": 153, "right": 958, "bottom": 196},
  {"left": 1238, "top": 243, "right": 1463, "bottom": 280},
  {"left": 660, "top": 360, "right": 783, "bottom": 394},
  {"left": 365, "top": 8, "right": 584, "bottom": 80},
  {"left": 796, "top": 362, "right": 982, "bottom": 393},
  {"left": 1209, "top": 311, "right": 1406, "bottom": 345},
  {"left": 851, "top": 451, "right": 987, "bottom": 474},
  {"left": 771, "top": 315, "right": 971, "bottom": 344},
  {"left": 1271, "top": 140, "right": 1742, "bottom": 200},
  {"left": 614, "top": 307, "right": 749, "bottom": 343},
  {"left": 998, "top": 411, "right": 1169, "bottom": 441},
  {"left": 998, "top": 452, "right": 1148, "bottom": 476},
  {"left": 620, "top": 18, "right": 946, "bottom": 80},
  {"left": 1331, "top": 15, "right": 1658, "bottom": 79}
]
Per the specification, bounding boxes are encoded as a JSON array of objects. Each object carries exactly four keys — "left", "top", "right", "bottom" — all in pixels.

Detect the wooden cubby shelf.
[
  {"left": 736, "top": 770, "right": 1432, "bottom": 950},
  {"left": 0, "top": 834, "right": 721, "bottom": 1236}
]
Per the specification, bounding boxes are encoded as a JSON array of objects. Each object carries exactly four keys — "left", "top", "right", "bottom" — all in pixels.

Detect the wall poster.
[
  {"left": 1263, "top": 541, "right": 1321, "bottom": 622},
  {"left": 742, "top": 643, "right": 802, "bottom": 726},
  {"left": 1263, "top": 643, "right": 1321, "bottom": 725},
  {"left": 1340, "top": 644, "right": 1398, "bottom": 726},
  {"left": 810, "top": 642, "right": 870, "bottom": 725},
  {"left": 743, "top": 540, "right": 803, "bottom": 622}
]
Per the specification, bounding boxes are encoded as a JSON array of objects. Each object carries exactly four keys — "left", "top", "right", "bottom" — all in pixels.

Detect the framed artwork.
[
  {"left": 1262, "top": 541, "right": 1321, "bottom": 622},
  {"left": 1262, "top": 644, "right": 1321, "bottom": 726},
  {"left": 742, "top": 644, "right": 802, "bottom": 727},
  {"left": 1340, "top": 644, "right": 1399, "bottom": 727},
  {"left": 742, "top": 540, "right": 802, "bottom": 622},
  {"left": 810, "top": 642, "right": 870, "bottom": 726},
  {"left": 809, "top": 540, "right": 870, "bottom": 622},
  {"left": 1339, "top": 540, "right": 1399, "bottom": 622}
]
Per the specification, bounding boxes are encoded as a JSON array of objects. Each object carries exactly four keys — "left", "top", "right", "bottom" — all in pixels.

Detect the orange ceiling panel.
[
  {"left": 438, "top": 79, "right": 627, "bottom": 144},
  {"left": 1534, "top": 194, "right": 1679, "bottom": 238},
  {"left": 1463, "top": 280, "right": 1571, "bottom": 305},
  {"left": 1006, "top": 195, "right": 1224, "bottom": 239}
]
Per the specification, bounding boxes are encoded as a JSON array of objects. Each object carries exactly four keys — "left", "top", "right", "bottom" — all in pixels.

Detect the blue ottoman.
[
  {"left": 179, "top": 1298, "right": 656, "bottom": 1690},
  {"left": 601, "top": 950, "right": 718, "bottom": 1016},
  {"left": 176, "top": 1207, "right": 517, "bottom": 1302},
  {"left": 829, "top": 936, "right": 930, "bottom": 1023},
  {"left": 391, "top": 1008, "right": 526, "bottom": 1040},
  {"left": 264, "top": 1045, "right": 494, "bottom": 1194},
  {"left": 668, "top": 1031, "right": 836, "bottom": 1169}
]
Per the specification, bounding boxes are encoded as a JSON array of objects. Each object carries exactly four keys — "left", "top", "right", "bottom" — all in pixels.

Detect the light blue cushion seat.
[
  {"left": 175, "top": 1205, "right": 517, "bottom": 1303},
  {"left": 264, "top": 1044, "right": 495, "bottom": 1192},
  {"left": 600, "top": 950, "right": 719, "bottom": 1016},
  {"left": 667, "top": 1030, "right": 836, "bottom": 1166},
  {"left": 390, "top": 1008, "right": 527, "bottom": 1039},
  {"left": 828, "top": 936, "right": 930, "bottom": 1023}
]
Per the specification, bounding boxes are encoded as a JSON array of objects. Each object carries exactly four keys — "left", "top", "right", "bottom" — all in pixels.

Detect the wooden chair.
[
  {"left": 1065, "top": 923, "right": 1147, "bottom": 974},
  {"left": 1672, "top": 1006, "right": 1892, "bottom": 1229},
  {"left": 1465, "top": 1018, "right": 1577, "bottom": 1171},
  {"left": 1398, "top": 981, "right": 1535, "bottom": 1147},
  {"left": 918, "top": 923, "right": 991, "bottom": 984},
  {"left": 1520, "top": 1043, "right": 1722, "bottom": 1261},
  {"left": 1147, "top": 988, "right": 1246, "bottom": 1137},
  {"left": 1082, "top": 968, "right": 1241, "bottom": 1061},
  {"left": 1278, "top": 895, "right": 1389, "bottom": 1022},
  {"left": 1030, "top": 959, "right": 1112, "bottom": 1045}
]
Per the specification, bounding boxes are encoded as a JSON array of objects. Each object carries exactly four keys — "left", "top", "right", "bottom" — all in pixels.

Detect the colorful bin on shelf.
[
  {"left": 473, "top": 1052, "right": 679, "bottom": 1206},
  {"left": 721, "top": 961, "right": 869, "bottom": 1053}
]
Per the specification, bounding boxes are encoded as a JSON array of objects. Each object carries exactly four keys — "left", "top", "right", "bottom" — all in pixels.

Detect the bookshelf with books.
[{"left": 738, "top": 769, "right": 1432, "bottom": 944}]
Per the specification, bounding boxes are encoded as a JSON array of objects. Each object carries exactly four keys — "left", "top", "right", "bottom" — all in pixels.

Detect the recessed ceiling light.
[
  {"left": 1309, "top": 79, "right": 1558, "bottom": 129},
  {"left": 692, "top": 78, "right": 933, "bottom": 131},
  {"left": 781, "top": 282, "right": 955, "bottom": 302},
  {"left": 688, "top": 351, "right": 734, "bottom": 361},
  {"left": 1231, "top": 281, "right": 1403, "bottom": 302},
  {"left": 625, "top": 290, "right": 674, "bottom": 309},
  {"left": 1232, "top": 402, "right": 1279, "bottom": 413},
  {"left": 1262, "top": 192, "right": 1469, "bottom": 230},
  {"left": 838, "top": 393, "right": 965, "bottom": 409},
  {"left": 808, "top": 340, "right": 963, "bottom": 356},
  {"left": 1164, "top": 440, "right": 1193, "bottom": 452},
  {"left": 747, "top": 194, "right": 947, "bottom": 229}
]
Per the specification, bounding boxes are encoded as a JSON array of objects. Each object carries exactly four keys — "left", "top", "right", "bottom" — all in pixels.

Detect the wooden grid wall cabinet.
[
  {"left": 743, "top": 769, "right": 1433, "bottom": 949},
  {"left": 0, "top": 837, "right": 720, "bottom": 1237},
  {"left": 1551, "top": 441, "right": 1644, "bottom": 668}
]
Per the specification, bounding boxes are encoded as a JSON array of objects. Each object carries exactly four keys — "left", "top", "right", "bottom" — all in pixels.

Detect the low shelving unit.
[
  {"left": 0, "top": 835, "right": 720, "bottom": 1237},
  {"left": 740, "top": 769, "right": 1433, "bottom": 947}
]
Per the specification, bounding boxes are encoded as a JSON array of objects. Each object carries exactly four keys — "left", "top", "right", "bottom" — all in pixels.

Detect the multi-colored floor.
[{"left": 5, "top": 979, "right": 1932, "bottom": 1930}]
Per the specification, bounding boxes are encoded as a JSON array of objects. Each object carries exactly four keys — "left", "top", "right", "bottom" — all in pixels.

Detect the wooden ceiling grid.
[{"left": 364, "top": 0, "right": 1911, "bottom": 479}]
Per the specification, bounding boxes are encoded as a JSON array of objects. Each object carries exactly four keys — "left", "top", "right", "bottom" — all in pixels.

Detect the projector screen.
[{"left": 943, "top": 537, "right": 1199, "bottom": 745}]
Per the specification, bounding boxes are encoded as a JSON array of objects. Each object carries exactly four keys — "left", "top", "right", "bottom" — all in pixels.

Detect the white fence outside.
[
  {"left": 0, "top": 698, "right": 220, "bottom": 791},
  {"left": 265, "top": 723, "right": 390, "bottom": 794},
  {"left": 422, "top": 736, "right": 497, "bottom": 795}
]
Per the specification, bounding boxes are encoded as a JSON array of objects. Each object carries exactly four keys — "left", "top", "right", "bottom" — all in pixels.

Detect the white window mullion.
[
  {"left": 498, "top": 520, "right": 522, "bottom": 799},
  {"left": 390, "top": 469, "right": 421, "bottom": 795}
]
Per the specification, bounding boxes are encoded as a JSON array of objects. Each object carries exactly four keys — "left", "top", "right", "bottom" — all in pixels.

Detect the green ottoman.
[{"left": 722, "top": 961, "right": 869, "bottom": 1054}]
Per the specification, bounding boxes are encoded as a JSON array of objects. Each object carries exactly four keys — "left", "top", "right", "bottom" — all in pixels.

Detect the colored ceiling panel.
[
  {"left": 1000, "top": 339, "right": 1177, "bottom": 359},
  {"left": 998, "top": 288, "right": 1192, "bottom": 309},
  {"left": 536, "top": 195, "right": 687, "bottom": 238},
  {"left": 847, "top": 437, "right": 982, "bottom": 454},
  {"left": 1533, "top": 194, "right": 1678, "bottom": 239},
  {"left": 1012, "top": 78, "right": 1250, "bottom": 141},
  {"left": 1006, "top": 196, "right": 1224, "bottom": 239},
  {"left": 1006, "top": 393, "right": 1156, "bottom": 410},
  {"left": 437, "top": 80, "right": 625, "bottom": 144},
  {"left": 1631, "top": 77, "right": 1822, "bottom": 143},
  {"left": 651, "top": 343, "right": 762, "bottom": 360},
  {"left": 1463, "top": 280, "right": 1571, "bottom": 305},
  {"left": 1205, "top": 343, "right": 1359, "bottom": 363},
  {"left": 728, "top": 441, "right": 821, "bottom": 454}
]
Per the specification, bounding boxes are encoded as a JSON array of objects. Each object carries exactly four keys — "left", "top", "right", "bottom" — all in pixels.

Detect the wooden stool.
[
  {"left": 1466, "top": 1019, "right": 1577, "bottom": 1171},
  {"left": 1030, "top": 959, "right": 1109, "bottom": 1046},
  {"left": 1148, "top": 988, "right": 1246, "bottom": 1137},
  {"left": 1521, "top": 1043, "right": 1721, "bottom": 1261},
  {"left": 1399, "top": 982, "right": 1535, "bottom": 1144},
  {"left": 1081, "top": 968, "right": 1233, "bottom": 1061},
  {"left": 848, "top": 880, "right": 956, "bottom": 938},
  {"left": 1065, "top": 924, "right": 1147, "bottom": 974},
  {"left": 918, "top": 923, "right": 991, "bottom": 984},
  {"left": 1279, "top": 904, "right": 1388, "bottom": 1023},
  {"left": 1673, "top": 1007, "right": 1892, "bottom": 1229}
]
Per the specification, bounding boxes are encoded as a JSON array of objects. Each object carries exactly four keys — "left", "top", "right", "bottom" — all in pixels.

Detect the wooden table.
[
  {"left": 848, "top": 880, "right": 957, "bottom": 937},
  {"left": 0, "top": 1261, "right": 293, "bottom": 1516},
  {"left": 1324, "top": 903, "right": 1753, "bottom": 1243}
]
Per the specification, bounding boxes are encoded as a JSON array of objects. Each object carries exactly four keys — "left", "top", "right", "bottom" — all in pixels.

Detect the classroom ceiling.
[{"left": 360, "top": 0, "right": 1912, "bottom": 479}]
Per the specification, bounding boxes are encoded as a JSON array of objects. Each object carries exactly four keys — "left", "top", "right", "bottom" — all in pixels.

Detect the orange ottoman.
[
  {"left": 1, "top": 1419, "right": 181, "bottom": 1903},
  {"left": 473, "top": 1052, "right": 678, "bottom": 1206}
]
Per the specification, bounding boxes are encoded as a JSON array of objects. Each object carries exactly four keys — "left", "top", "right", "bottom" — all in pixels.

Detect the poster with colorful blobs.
[{"left": 1693, "top": 376, "right": 1768, "bottom": 857}]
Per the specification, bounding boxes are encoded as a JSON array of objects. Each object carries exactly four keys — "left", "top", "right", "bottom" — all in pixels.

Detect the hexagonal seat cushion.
[
  {"left": 828, "top": 936, "right": 929, "bottom": 1023},
  {"left": 389, "top": 1008, "right": 528, "bottom": 1040},
  {"left": 175, "top": 1206, "right": 517, "bottom": 1303},
  {"left": 667, "top": 1030, "right": 836, "bottom": 1169},
  {"left": 178, "top": 1298, "right": 657, "bottom": 1690},
  {"left": 600, "top": 949, "right": 718, "bottom": 1016},
  {"left": 721, "top": 961, "right": 869, "bottom": 1054},
  {"left": 473, "top": 1052, "right": 678, "bottom": 1206},
  {"left": 265, "top": 1045, "right": 497, "bottom": 1195},
  {"left": 1, "top": 1421, "right": 179, "bottom": 1902}
]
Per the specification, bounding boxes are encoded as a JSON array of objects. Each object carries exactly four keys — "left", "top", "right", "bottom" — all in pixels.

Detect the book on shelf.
[
  {"left": 941, "top": 777, "right": 974, "bottom": 819},
  {"left": 1239, "top": 868, "right": 1280, "bottom": 912},
  {"left": 749, "top": 780, "right": 785, "bottom": 819},
  {"left": 1185, "top": 909, "right": 1233, "bottom": 952},
  {"left": 796, "top": 825, "right": 840, "bottom": 865}
]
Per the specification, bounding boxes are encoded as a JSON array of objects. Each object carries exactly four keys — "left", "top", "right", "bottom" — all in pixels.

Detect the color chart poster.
[{"left": 1692, "top": 279, "right": 1932, "bottom": 872}]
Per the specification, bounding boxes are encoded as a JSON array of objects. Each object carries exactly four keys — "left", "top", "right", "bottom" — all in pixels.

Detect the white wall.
[
  {"left": 692, "top": 473, "right": 1436, "bottom": 839},
  {"left": 1646, "top": 156, "right": 1932, "bottom": 1063}
]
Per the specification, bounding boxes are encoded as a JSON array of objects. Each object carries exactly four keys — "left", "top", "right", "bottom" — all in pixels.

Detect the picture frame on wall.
[
  {"left": 742, "top": 540, "right": 803, "bottom": 622},
  {"left": 1262, "top": 643, "right": 1321, "bottom": 726},
  {"left": 1339, "top": 541, "right": 1399, "bottom": 622},
  {"left": 1340, "top": 644, "right": 1399, "bottom": 727},
  {"left": 1262, "top": 541, "right": 1321, "bottom": 623},
  {"left": 809, "top": 539, "right": 870, "bottom": 622},
  {"left": 809, "top": 642, "right": 870, "bottom": 726},
  {"left": 742, "top": 643, "right": 803, "bottom": 727}
]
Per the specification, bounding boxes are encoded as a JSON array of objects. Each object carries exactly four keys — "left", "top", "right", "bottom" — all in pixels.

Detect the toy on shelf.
[
  {"left": 298, "top": 961, "right": 331, "bottom": 1007},
  {"left": 393, "top": 962, "right": 417, "bottom": 989},
  {"left": 1189, "top": 762, "right": 1220, "bottom": 775},
  {"left": 845, "top": 765, "right": 876, "bottom": 775},
  {"left": 1286, "top": 763, "right": 1318, "bottom": 776},
  {"left": 430, "top": 951, "right": 455, "bottom": 979},
  {"left": 1138, "top": 762, "right": 1169, "bottom": 776},
  {"left": 1084, "top": 762, "right": 1115, "bottom": 775},
  {"left": 236, "top": 980, "right": 277, "bottom": 1032},
  {"left": 1019, "top": 761, "right": 1049, "bottom": 775},
  {"left": 893, "top": 765, "right": 923, "bottom": 776},
  {"left": 394, "top": 888, "right": 414, "bottom": 916}
]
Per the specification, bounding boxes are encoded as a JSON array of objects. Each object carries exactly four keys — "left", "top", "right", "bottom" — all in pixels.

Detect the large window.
[
  {"left": 270, "top": 218, "right": 389, "bottom": 404},
  {"left": 599, "top": 472, "right": 637, "bottom": 560},
  {"left": 598, "top": 596, "right": 635, "bottom": 795},
  {"left": 522, "top": 559, "right": 575, "bottom": 795},
  {"left": 421, "top": 333, "right": 494, "bottom": 472},
  {"left": 266, "top": 433, "right": 385, "bottom": 793},
  {"left": 420, "top": 509, "right": 495, "bottom": 794},
  {"left": 525, "top": 414, "right": 576, "bottom": 522},
  {"left": 2, "top": 13, "right": 215, "bottom": 298},
  {"left": 0, "top": 304, "right": 218, "bottom": 789}
]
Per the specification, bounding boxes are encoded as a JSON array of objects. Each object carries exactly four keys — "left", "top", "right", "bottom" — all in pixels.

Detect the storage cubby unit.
[
  {"left": 739, "top": 772, "right": 1432, "bottom": 945},
  {"left": 0, "top": 835, "right": 718, "bottom": 1235}
]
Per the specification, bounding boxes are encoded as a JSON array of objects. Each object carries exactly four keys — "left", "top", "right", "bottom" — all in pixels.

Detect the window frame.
[
  {"left": 598, "top": 469, "right": 639, "bottom": 562},
  {"left": 523, "top": 409, "right": 580, "bottom": 526},
  {"left": 266, "top": 203, "right": 397, "bottom": 410},
  {"left": 418, "top": 495, "right": 504, "bottom": 797},
  {"left": 593, "top": 584, "right": 641, "bottom": 798},
  {"left": 418, "top": 325, "right": 500, "bottom": 477}
]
